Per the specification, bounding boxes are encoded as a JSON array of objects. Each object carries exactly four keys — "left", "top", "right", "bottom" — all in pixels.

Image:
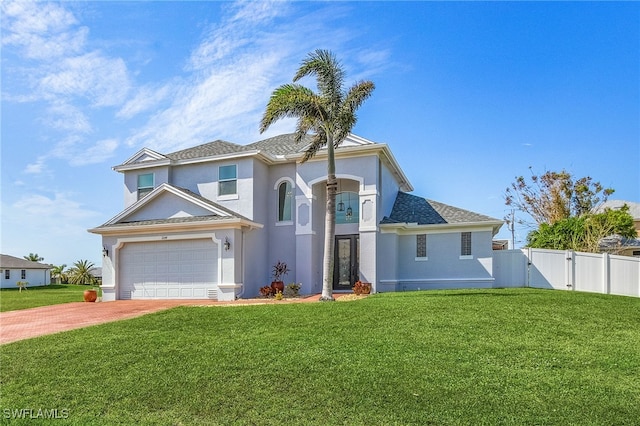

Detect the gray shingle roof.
[
  {"left": 163, "top": 133, "right": 329, "bottom": 161},
  {"left": 0, "top": 254, "right": 52, "bottom": 269},
  {"left": 102, "top": 215, "right": 231, "bottom": 228},
  {"left": 246, "top": 133, "right": 313, "bottom": 156},
  {"left": 165, "top": 140, "right": 253, "bottom": 160},
  {"left": 380, "top": 192, "right": 501, "bottom": 225}
]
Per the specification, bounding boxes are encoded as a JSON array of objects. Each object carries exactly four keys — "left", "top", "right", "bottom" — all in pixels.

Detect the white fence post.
[
  {"left": 565, "top": 250, "right": 574, "bottom": 291},
  {"left": 603, "top": 253, "right": 610, "bottom": 295}
]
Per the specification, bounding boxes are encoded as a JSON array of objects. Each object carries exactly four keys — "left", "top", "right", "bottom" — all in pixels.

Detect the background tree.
[
  {"left": 505, "top": 168, "right": 614, "bottom": 226},
  {"left": 260, "top": 49, "right": 375, "bottom": 301},
  {"left": 24, "top": 253, "right": 44, "bottom": 262},
  {"left": 68, "top": 260, "right": 96, "bottom": 285},
  {"left": 527, "top": 205, "right": 636, "bottom": 253},
  {"left": 50, "top": 264, "right": 68, "bottom": 284}
]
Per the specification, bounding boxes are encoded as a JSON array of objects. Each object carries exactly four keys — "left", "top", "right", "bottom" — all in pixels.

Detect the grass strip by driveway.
[
  {"left": 1, "top": 288, "right": 639, "bottom": 425},
  {"left": 0, "top": 284, "right": 92, "bottom": 312}
]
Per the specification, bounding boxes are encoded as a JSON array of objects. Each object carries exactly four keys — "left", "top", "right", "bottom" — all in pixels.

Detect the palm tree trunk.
[{"left": 320, "top": 138, "right": 337, "bottom": 301}]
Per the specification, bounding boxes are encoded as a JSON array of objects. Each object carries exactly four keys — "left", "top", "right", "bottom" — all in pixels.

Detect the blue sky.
[{"left": 2, "top": 1, "right": 638, "bottom": 267}]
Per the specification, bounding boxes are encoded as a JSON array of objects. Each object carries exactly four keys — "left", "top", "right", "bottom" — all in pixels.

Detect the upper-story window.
[
  {"left": 461, "top": 232, "right": 472, "bottom": 257},
  {"left": 336, "top": 192, "right": 359, "bottom": 224},
  {"left": 137, "top": 173, "right": 154, "bottom": 200},
  {"left": 278, "top": 181, "right": 293, "bottom": 222},
  {"left": 219, "top": 165, "right": 237, "bottom": 196}
]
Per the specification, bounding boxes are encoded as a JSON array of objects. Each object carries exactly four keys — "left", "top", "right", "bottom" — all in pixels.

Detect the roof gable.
[
  {"left": 100, "top": 184, "right": 247, "bottom": 226},
  {"left": 122, "top": 148, "right": 167, "bottom": 165}
]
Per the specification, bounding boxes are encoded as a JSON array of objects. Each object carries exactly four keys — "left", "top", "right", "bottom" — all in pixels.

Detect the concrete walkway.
[{"left": 0, "top": 295, "right": 342, "bottom": 345}]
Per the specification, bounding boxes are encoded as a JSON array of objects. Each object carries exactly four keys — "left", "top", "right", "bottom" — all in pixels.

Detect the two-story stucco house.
[{"left": 89, "top": 133, "right": 503, "bottom": 301}]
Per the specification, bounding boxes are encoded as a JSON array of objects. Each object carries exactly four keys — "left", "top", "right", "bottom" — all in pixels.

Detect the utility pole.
[{"left": 509, "top": 209, "right": 516, "bottom": 249}]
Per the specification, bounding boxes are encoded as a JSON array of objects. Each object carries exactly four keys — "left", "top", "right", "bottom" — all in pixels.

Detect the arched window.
[
  {"left": 336, "top": 191, "right": 359, "bottom": 224},
  {"left": 278, "top": 181, "right": 292, "bottom": 222}
]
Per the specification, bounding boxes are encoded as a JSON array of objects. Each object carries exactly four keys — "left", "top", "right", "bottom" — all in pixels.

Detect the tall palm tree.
[
  {"left": 24, "top": 253, "right": 44, "bottom": 262},
  {"left": 68, "top": 260, "right": 96, "bottom": 285},
  {"left": 260, "top": 49, "right": 375, "bottom": 301},
  {"left": 50, "top": 264, "right": 68, "bottom": 284}
]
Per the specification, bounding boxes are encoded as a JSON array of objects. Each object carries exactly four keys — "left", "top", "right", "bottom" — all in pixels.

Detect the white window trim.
[
  {"left": 217, "top": 193, "right": 239, "bottom": 201},
  {"left": 415, "top": 234, "right": 427, "bottom": 261},
  {"left": 460, "top": 232, "right": 472, "bottom": 257},
  {"left": 276, "top": 221, "right": 294, "bottom": 227},
  {"left": 137, "top": 173, "right": 155, "bottom": 199},
  {"left": 274, "top": 177, "right": 295, "bottom": 225},
  {"left": 218, "top": 164, "right": 238, "bottom": 199}
]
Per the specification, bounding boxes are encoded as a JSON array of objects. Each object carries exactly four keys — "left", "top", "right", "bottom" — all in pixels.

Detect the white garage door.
[{"left": 119, "top": 239, "right": 218, "bottom": 299}]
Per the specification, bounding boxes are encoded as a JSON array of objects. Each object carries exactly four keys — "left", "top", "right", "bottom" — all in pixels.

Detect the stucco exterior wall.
[
  {"left": 379, "top": 158, "right": 401, "bottom": 219},
  {"left": 123, "top": 166, "right": 170, "bottom": 208},
  {"left": 125, "top": 192, "right": 214, "bottom": 221},
  {"left": 170, "top": 158, "right": 255, "bottom": 220},
  {"left": 380, "top": 230, "right": 495, "bottom": 291}
]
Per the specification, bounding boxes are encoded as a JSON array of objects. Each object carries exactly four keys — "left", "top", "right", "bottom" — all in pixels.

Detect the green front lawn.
[
  {"left": 1, "top": 289, "right": 639, "bottom": 425},
  {"left": 0, "top": 284, "right": 93, "bottom": 312}
]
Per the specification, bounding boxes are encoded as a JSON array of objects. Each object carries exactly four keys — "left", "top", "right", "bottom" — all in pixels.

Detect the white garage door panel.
[{"left": 120, "top": 239, "right": 218, "bottom": 299}]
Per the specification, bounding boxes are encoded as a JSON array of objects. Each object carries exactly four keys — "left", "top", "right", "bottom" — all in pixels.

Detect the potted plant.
[
  {"left": 83, "top": 287, "right": 98, "bottom": 302},
  {"left": 270, "top": 261, "right": 290, "bottom": 294}
]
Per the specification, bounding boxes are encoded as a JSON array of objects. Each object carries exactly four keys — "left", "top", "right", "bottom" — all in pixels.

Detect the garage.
[{"left": 119, "top": 239, "right": 218, "bottom": 299}]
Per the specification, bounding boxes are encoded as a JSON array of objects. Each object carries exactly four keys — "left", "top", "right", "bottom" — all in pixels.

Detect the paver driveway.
[{"left": 0, "top": 295, "right": 336, "bottom": 345}]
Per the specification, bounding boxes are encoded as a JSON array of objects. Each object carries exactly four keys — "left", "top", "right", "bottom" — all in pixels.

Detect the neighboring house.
[
  {"left": 89, "top": 133, "right": 503, "bottom": 301},
  {"left": 596, "top": 200, "right": 640, "bottom": 257},
  {"left": 90, "top": 267, "right": 103, "bottom": 284},
  {"left": 0, "top": 254, "right": 52, "bottom": 289}
]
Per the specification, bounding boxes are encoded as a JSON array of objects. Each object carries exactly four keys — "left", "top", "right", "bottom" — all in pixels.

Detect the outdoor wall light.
[
  {"left": 102, "top": 247, "right": 109, "bottom": 257},
  {"left": 224, "top": 237, "right": 231, "bottom": 251}
]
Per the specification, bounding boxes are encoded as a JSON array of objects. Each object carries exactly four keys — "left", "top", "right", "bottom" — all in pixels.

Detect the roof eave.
[
  {"left": 88, "top": 217, "right": 263, "bottom": 236},
  {"left": 380, "top": 220, "right": 504, "bottom": 235},
  {"left": 113, "top": 158, "right": 171, "bottom": 172}
]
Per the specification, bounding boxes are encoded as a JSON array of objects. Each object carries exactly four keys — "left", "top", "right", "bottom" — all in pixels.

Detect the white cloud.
[
  {"left": 13, "top": 192, "right": 100, "bottom": 222},
  {"left": 24, "top": 157, "right": 48, "bottom": 175},
  {"left": 39, "top": 51, "right": 131, "bottom": 106},
  {"left": 124, "top": 1, "right": 380, "bottom": 152},
  {"left": 1, "top": 1, "right": 86, "bottom": 60},
  {"left": 71, "top": 139, "right": 120, "bottom": 166},
  {"left": 116, "top": 82, "right": 175, "bottom": 119},
  {"left": 44, "top": 102, "right": 92, "bottom": 133}
]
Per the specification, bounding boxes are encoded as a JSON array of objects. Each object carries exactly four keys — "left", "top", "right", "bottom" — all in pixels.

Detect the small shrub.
[
  {"left": 283, "top": 282, "right": 302, "bottom": 298},
  {"left": 274, "top": 290, "right": 283, "bottom": 300},
  {"left": 259, "top": 286, "right": 273, "bottom": 297},
  {"left": 352, "top": 281, "right": 371, "bottom": 295}
]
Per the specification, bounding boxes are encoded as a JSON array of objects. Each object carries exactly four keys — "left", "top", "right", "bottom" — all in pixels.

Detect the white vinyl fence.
[{"left": 494, "top": 248, "right": 640, "bottom": 298}]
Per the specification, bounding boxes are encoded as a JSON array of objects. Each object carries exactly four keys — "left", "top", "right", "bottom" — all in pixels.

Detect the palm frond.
[
  {"left": 260, "top": 84, "right": 321, "bottom": 133},
  {"left": 294, "top": 49, "right": 344, "bottom": 103}
]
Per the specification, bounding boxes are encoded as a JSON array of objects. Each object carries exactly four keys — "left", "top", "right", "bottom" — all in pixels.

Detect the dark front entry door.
[{"left": 333, "top": 235, "right": 359, "bottom": 290}]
